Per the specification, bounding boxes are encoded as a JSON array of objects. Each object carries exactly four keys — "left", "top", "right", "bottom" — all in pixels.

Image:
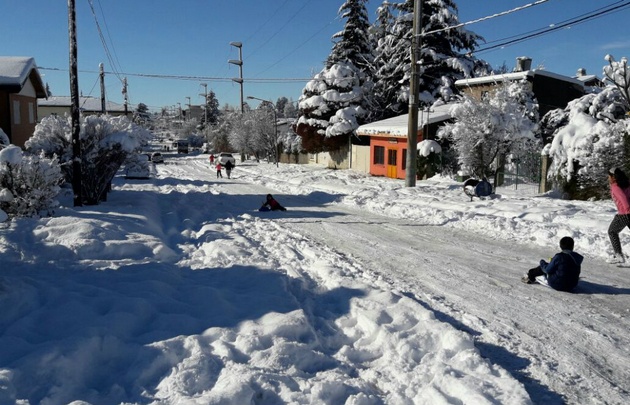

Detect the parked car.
[
  {"left": 151, "top": 152, "right": 164, "bottom": 163},
  {"left": 125, "top": 153, "right": 150, "bottom": 179},
  {"left": 218, "top": 152, "right": 236, "bottom": 166}
]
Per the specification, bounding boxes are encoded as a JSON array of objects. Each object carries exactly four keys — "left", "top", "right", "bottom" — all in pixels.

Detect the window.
[
  {"left": 13, "top": 100, "right": 21, "bottom": 124},
  {"left": 28, "top": 102, "right": 35, "bottom": 123},
  {"left": 387, "top": 149, "right": 397, "bottom": 166},
  {"left": 373, "top": 146, "right": 385, "bottom": 165},
  {"left": 402, "top": 149, "right": 407, "bottom": 169}
]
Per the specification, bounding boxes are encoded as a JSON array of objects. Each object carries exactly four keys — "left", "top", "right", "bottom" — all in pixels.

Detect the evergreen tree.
[
  {"left": 328, "top": 0, "right": 373, "bottom": 73},
  {"left": 133, "top": 102, "right": 152, "bottom": 127},
  {"left": 295, "top": 0, "right": 371, "bottom": 154},
  {"left": 296, "top": 62, "right": 366, "bottom": 153},
  {"left": 276, "top": 97, "right": 289, "bottom": 118},
  {"left": 371, "top": 0, "right": 490, "bottom": 120},
  {"left": 203, "top": 89, "right": 221, "bottom": 125}
]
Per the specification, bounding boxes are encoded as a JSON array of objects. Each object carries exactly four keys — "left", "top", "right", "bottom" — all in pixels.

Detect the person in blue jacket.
[{"left": 522, "top": 236, "right": 583, "bottom": 292}]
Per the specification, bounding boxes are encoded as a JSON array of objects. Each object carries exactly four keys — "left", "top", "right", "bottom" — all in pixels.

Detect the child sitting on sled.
[
  {"left": 259, "top": 194, "right": 287, "bottom": 212},
  {"left": 522, "top": 236, "right": 583, "bottom": 292}
]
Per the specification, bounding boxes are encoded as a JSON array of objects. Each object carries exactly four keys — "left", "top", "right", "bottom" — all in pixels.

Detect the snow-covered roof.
[
  {"left": 39, "top": 96, "right": 127, "bottom": 112},
  {"left": 356, "top": 103, "right": 454, "bottom": 137},
  {"left": 0, "top": 56, "right": 46, "bottom": 97},
  {"left": 455, "top": 69, "right": 584, "bottom": 88}
]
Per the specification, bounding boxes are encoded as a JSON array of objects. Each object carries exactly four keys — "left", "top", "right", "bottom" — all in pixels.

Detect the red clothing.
[
  {"left": 216, "top": 163, "right": 222, "bottom": 171},
  {"left": 611, "top": 183, "right": 630, "bottom": 214},
  {"left": 268, "top": 198, "right": 282, "bottom": 210},
  {"left": 209, "top": 155, "right": 215, "bottom": 163}
]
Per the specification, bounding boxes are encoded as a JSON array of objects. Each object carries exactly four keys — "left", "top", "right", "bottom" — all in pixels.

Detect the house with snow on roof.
[
  {"left": 0, "top": 56, "right": 47, "bottom": 148},
  {"left": 354, "top": 103, "right": 454, "bottom": 180},
  {"left": 38, "top": 95, "right": 128, "bottom": 120},
  {"left": 455, "top": 57, "right": 585, "bottom": 117}
]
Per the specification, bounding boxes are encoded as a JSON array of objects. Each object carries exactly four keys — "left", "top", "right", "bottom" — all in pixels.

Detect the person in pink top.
[{"left": 607, "top": 167, "right": 630, "bottom": 264}]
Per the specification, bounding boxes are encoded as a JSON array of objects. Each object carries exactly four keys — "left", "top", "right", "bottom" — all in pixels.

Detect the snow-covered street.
[{"left": 1, "top": 153, "right": 629, "bottom": 404}]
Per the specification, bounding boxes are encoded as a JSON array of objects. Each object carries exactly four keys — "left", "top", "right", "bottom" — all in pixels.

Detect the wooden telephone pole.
[
  {"left": 405, "top": 0, "right": 423, "bottom": 187},
  {"left": 68, "top": 0, "right": 82, "bottom": 206}
]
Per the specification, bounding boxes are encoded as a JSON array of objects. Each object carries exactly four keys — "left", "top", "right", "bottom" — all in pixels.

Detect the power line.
[
  {"left": 422, "top": 0, "right": 550, "bottom": 37},
  {"left": 86, "top": 0, "right": 124, "bottom": 83},
  {"left": 474, "top": 1, "right": 630, "bottom": 54},
  {"left": 39, "top": 66, "right": 312, "bottom": 83}
]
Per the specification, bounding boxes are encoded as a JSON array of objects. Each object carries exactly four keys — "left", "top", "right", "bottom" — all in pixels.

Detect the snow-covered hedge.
[
  {"left": 26, "top": 115, "right": 152, "bottom": 205},
  {"left": 0, "top": 145, "right": 63, "bottom": 221}
]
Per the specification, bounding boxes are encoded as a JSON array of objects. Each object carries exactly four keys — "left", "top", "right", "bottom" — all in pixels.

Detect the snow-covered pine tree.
[
  {"left": 371, "top": 0, "right": 490, "bottom": 121},
  {"left": 328, "top": 0, "right": 373, "bottom": 73},
  {"left": 296, "top": 0, "right": 371, "bottom": 154},
  {"left": 296, "top": 62, "right": 366, "bottom": 153},
  {"left": 133, "top": 103, "right": 152, "bottom": 127},
  {"left": 203, "top": 89, "right": 221, "bottom": 126}
]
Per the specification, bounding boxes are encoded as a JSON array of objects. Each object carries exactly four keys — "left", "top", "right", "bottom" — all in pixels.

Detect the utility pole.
[
  {"left": 122, "top": 77, "right": 128, "bottom": 116},
  {"left": 185, "top": 96, "right": 191, "bottom": 121},
  {"left": 200, "top": 83, "right": 208, "bottom": 124},
  {"left": 229, "top": 42, "right": 244, "bottom": 113},
  {"left": 405, "top": 0, "right": 422, "bottom": 187},
  {"left": 99, "top": 63, "right": 106, "bottom": 114},
  {"left": 68, "top": 0, "right": 82, "bottom": 206}
]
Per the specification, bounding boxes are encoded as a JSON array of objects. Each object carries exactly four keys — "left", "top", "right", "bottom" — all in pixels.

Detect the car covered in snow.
[
  {"left": 218, "top": 152, "right": 236, "bottom": 166},
  {"left": 151, "top": 152, "right": 164, "bottom": 163}
]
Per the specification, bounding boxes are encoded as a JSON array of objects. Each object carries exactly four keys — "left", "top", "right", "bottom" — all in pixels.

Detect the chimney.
[
  {"left": 515, "top": 56, "right": 532, "bottom": 72},
  {"left": 576, "top": 68, "right": 586, "bottom": 77}
]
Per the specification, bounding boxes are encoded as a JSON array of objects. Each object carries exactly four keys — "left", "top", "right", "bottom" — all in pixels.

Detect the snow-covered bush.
[
  {"left": 542, "top": 86, "right": 630, "bottom": 199},
  {"left": 416, "top": 139, "right": 442, "bottom": 179},
  {"left": 26, "top": 114, "right": 152, "bottom": 205},
  {"left": 438, "top": 80, "right": 539, "bottom": 180},
  {"left": 0, "top": 145, "right": 63, "bottom": 220}
]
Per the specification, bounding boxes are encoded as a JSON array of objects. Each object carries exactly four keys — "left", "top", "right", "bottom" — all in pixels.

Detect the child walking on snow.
[
  {"left": 607, "top": 167, "right": 630, "bottom": 264},
  {"left": 216, "top": 162, "right": 223, "bottom": 178}
]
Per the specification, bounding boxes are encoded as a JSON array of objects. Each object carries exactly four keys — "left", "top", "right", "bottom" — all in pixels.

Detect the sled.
[
  {"left": 463, "top": 178, "right": 493, "bottom": 201},
  {"left": 535, "top": 275, "right": 551, "bottom": 288}
]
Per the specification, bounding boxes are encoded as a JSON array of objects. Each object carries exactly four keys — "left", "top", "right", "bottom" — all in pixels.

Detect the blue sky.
[{"left": 2, "top": 0, "right": 629, "bottom": 112}]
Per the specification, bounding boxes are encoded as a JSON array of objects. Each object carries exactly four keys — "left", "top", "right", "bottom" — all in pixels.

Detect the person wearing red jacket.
[
  {"left": 607, "top": 167, "right": 630, "bottom": 264},
  {"left": 259, "top": 194, "right": 286, "bottom": 211}
]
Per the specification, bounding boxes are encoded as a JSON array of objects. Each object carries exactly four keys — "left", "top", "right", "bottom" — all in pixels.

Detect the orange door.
[{"left": 386, "top": 148, "right": 397, "bottom": 178}]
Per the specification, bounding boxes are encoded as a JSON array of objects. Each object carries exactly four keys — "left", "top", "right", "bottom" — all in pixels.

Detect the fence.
[{"left": 494, "top": 152, "right": 543, "bottom": 196}]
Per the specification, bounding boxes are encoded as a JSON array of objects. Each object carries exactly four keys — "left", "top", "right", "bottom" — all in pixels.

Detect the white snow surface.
[{"left": 1, "top": 153, "right": 629, "bottom": 405}]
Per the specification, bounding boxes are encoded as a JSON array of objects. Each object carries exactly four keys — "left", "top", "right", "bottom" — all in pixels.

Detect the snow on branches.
[
  {"left": 438, "top": 80, "right": 539, "bottom": 179},
  {"left": 542, "top": 86, "right": 630, "bottom": 199}
]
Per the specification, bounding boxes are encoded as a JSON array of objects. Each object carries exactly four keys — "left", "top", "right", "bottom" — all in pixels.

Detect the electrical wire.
[
  {"left": 38, "top": 66, "right": 312, "bottom": 83},
  {"left": 422, "top": 0, "right": 550, "bottom": 37},
  {"left": 86, "top": 0, "right": 124, "bottom": 83},
  {"left": 474, "top": 0, "right": 630, "bottom": 54}
]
